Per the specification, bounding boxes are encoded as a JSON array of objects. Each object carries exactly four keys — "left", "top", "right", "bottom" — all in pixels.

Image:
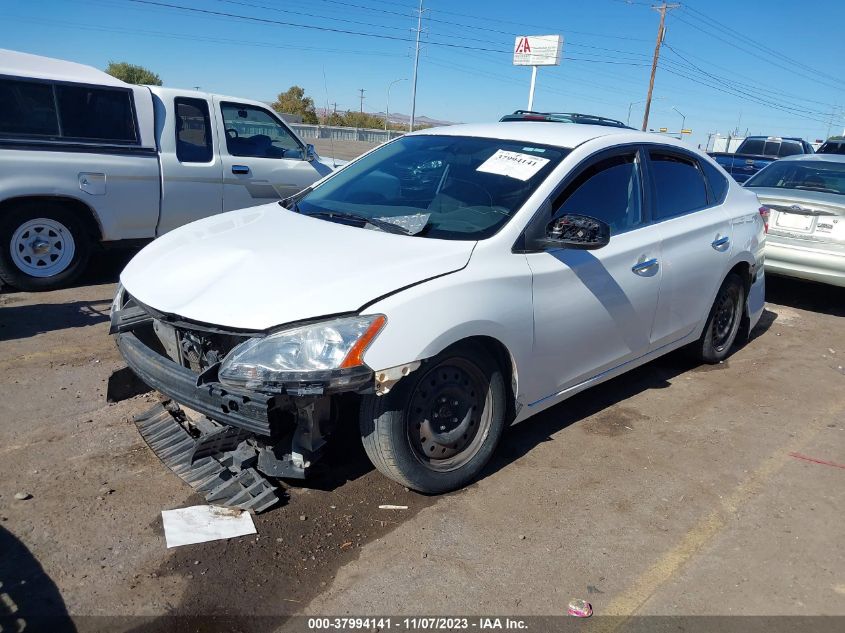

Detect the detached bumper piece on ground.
[{"left": 134, "top": 401, "right": 280, "bottom": 513}]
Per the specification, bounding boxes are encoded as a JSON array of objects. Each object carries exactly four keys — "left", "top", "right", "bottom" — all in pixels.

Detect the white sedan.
[{"left": 111, "top": 121, "right": 766, "bottom": 511}]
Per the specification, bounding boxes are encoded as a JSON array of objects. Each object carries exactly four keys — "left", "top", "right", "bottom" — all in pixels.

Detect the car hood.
[{"left": 120, "top": 204, "right": 475, "bottom": 331}]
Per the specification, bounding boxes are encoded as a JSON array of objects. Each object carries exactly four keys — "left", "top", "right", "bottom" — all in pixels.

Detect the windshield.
[
  {"left": 819, "top": 141, "right": 845, "bottom": 155},
  {"left": 745, "top": 160, "right": 845, "bottom": 195},
  {"left": 294, "top": 135, "right": 568, "bottom": 239}
]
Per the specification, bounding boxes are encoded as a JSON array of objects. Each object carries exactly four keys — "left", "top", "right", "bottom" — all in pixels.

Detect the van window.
[
  {"left": 56, "top": 85, "right": 136, "bottom": 143},
  {"left": 175, "top": 98, "right": 213, "bottom": 162},
  {"left": 0, "top": 79, "right": 59, "bottom": 137},
  {"left": 649, "top": 151, "right": 709, "bottom": 219}
]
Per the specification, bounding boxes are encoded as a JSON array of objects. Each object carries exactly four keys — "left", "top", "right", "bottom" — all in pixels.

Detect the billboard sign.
[{"left": 513, "top": 35, "right": 563, "bottom": 66}]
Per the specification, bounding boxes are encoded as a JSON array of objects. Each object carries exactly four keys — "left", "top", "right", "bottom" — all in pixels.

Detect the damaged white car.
[{"left": 112, "top": 120, "right": 766, "bottom": 511}]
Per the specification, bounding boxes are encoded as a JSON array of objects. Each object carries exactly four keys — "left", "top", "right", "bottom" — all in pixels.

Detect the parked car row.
[{"left": 0, "top": 49, "right": 344, "bottom": 290}]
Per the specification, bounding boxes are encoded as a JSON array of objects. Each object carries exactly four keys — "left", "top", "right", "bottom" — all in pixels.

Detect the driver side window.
[
  {"left": 554, "top": 151, "right": 643, "bottom": 235},
  {"left": 220, "top": 102, "right": 302, "bottom": 159}
]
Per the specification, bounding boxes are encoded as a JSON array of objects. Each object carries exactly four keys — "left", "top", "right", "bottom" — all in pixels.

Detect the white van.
[{"left": 0, "top": 49, "right": 342, "bottom": 290}]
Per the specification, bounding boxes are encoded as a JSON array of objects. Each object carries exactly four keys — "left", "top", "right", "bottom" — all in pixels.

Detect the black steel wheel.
[
  {"left": 695, "top": 272, "right": 745, "bottom": 364},
  {"left": 359, "top": 342, "right": 507, "bottom": 493}
]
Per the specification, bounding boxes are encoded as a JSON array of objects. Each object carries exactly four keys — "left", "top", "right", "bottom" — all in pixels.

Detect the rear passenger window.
[
  {"left": 55, "top": 85, "right": 136, "bottom": 143},
  {"left": 649, "top": 151, "right": 708, "bottom": 219},
  {"left": 740, "top": 139, "right": 764, "bottom": 154},
  {"left": 175, "top": 98, "right": 213, "bottom": 163},
  {"left": 0, "top": 79, "right": 59, "bottom": 137},
  {"left": 555, "top": 152, "right": 643, "bottom": 235},
  {"left": 700, "top": 159, "right": 729, "bottom": 204},
  {"left": 777, "top": 142, "right": 802, "bottom": 157}
]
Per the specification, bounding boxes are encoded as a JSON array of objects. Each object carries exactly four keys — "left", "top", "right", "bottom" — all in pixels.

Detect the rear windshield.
[
  {"left": 294, "top": 135, "right": 568, "bottom": 240},
  {"left": 745, "top": 160, "right": 845, "bottom": 195}
]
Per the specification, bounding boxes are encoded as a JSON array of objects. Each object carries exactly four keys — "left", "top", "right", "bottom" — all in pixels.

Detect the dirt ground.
[{"left": 1, "top": 249, "right": 843, "bottom": 632}]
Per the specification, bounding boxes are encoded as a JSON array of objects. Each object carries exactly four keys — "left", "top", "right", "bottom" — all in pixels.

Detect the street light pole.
[
  {"left": 385, "top": 78, "right": 407, "bottom": 131},
  {"left": 409, "top": 0, "right": 424, "bottom": 132},
  {"left": 672, "top": 106, "right": 686, "bottom": 138}
]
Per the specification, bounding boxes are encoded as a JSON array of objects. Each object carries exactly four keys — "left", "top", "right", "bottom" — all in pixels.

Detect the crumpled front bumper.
[{"left": 116, "top": 330, "right": 275, "bottom": 436}]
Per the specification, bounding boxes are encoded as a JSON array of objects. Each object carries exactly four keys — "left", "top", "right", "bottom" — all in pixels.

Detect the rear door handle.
[
  {"left": 631, "top": 258, "right": 659, "bottom": 275},
  {"left": 711, "top": 235, "right": 730, "bottom": 250},
  {"left": 232, "top": 165, "right": 250, "bottom": 175}
]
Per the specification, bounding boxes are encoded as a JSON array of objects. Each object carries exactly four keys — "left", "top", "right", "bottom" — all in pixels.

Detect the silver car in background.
[{"left": 745, "top": 154, "right": 845, "bottom": 287}]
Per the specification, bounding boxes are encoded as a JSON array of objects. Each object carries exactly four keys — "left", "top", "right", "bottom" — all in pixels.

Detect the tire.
[
  {"left": 0, "top": 201, "right": 92, "bottom": 291},
  {"left": 359, "top": 343, "right": 508, "bottom": 493},
  {"left": 694, "top": 273, "right": 745, "bottom": 364}
]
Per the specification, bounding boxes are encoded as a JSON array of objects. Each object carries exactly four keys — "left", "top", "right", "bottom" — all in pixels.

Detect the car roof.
[
  {"left": 408, "top": 121, "right": 666, "bottom": 150},
  {"left": 0, "top": 48, "right": 129, "bottom": 88},
  {"left": 745, "top": 135, "right": 805, "bottom": 142},
  {"left": 775, "top": 153, "right": 845, "bottom": 163}
]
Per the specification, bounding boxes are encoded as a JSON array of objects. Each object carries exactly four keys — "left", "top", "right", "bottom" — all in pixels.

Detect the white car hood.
[{"left": 120, "top": 204, "right": 475, "bottom": 331}]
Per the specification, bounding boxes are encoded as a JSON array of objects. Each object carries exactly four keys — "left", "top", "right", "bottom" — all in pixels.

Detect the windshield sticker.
[
  {"left": 521, "top": 147, "right": 547, "bottom": 153},
  {"left": 477, "top": 150, "right": 550, "bottom": 181}
]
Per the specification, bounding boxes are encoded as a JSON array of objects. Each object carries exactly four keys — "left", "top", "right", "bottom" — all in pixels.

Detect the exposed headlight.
[{"left": 218, "top": 314, "right": 386, "bottom": 393}]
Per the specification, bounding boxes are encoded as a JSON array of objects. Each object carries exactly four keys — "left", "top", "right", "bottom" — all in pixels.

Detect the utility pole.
[
  {"left": 358, "top": 89, "right": 366, "bottom": 113},
  {"left": 409, "top": 0, "right": 424, "bottom": 132},
  {"left": 642, "top": 3, "right": 679, "bottom": 132}
]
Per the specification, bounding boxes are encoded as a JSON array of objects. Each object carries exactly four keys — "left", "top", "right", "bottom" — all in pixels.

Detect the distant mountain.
[{"left": 315, "top": 107, "right": 456, "bottom": 127}]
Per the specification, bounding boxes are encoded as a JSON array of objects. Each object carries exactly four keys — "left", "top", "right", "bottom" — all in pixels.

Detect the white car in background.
[{"left": 111, "top": 120, "right": 766, "bottom": 511}]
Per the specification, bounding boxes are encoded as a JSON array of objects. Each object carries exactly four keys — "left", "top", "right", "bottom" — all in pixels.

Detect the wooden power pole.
[{"left": 642, "top": 3, "right": 679, "bottom": 132}]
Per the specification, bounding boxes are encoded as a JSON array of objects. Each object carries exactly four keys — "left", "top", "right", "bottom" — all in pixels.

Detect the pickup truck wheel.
[
  {"left": 359, "top": 343, "right": 507, "bottom": 493},
  {"left": 695, "top": 273, "right": 745, "bottom": 364},
  {"left": 0, "top": 202, "right": 91, "bottom": 291}
]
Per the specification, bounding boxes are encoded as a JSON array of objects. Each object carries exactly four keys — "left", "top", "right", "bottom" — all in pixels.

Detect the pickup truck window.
[
  {"left": 175, "top": 98, "right": 213, "bottom": 163},
  {"left": 0, "top": 79, "right": 59, "bottom": 137},
  {"left": 555, "top": 152, "right": 643, "bottom": 234},
  {"left": 221, "top": 103, "right": 302, "bottom": 159},
  {"left": 740, "top": 139, "right": 765, "bottom": 155},
  {"left": 777, "top": 142, "right": 803, "bottom": 157},
  {"left": 649, "top": 151, "right": 709, "bottom": 219},
  {"left": 56, "top": 84, "right": 136, "bottom": 143}
]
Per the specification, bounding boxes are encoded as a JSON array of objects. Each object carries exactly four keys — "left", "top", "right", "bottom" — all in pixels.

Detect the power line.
[
  {"left": 123, "top": 0, "right": 514, "bottom": 54},
  {"left": 680, "top": 4, "right": 845, "bottom": 89}
]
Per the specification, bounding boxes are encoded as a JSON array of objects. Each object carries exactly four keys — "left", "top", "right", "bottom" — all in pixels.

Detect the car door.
[
  {"left": 215, "top": 99, "right": 326, "bottom": 211},
  {"left": 647, "top": 148, "right": 733, "bottom": 347},
  {"left": 524, "top": 146, "right": 663, "bottom": 405},
  {"left": 157, "top": 95, "right": 224, "bottom": 234}
]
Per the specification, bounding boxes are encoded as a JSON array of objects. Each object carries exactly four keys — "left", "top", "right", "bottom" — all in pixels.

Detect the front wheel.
[
  {"left": 694, "top": 273, "right": 745, "bottom": 364},
  {"left": 359, "top": 343, "right": 507, "bottom": 493},
  {"left": 0, "top": 201, "right": 92, "bottom": 291}
]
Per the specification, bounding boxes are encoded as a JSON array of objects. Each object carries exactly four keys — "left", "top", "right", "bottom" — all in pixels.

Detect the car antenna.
[{"left": 322, "top": 66, "right": 338, "bottom": 167}]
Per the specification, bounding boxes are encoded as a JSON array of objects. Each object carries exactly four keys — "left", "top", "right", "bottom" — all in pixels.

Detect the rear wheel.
[
  {"left": 0, "top": 201, "right": 92, "bottom": 291},
  {"left": 359, "top": 343, "right": 507, "bottom": 493},
  {"left": 694, "top": 273, "right": 745, "bottom": 364}
]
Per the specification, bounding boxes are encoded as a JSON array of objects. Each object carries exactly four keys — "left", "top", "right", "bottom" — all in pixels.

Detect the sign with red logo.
[{"left": 513, "top": 35, "right": 563, "bottom": 66}]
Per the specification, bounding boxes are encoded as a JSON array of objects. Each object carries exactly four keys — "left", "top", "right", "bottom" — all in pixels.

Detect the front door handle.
[
  {"left": 631, "top": 258, "right": 659, "bottom": 275},
  {"left": 711, "top": 235, "right": 730, "bottom": 250},
  {"left": 232, "top": 165, "right": 250, "bottom": 175}
]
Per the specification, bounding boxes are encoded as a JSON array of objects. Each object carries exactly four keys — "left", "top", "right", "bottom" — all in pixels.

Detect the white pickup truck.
[{"left": 0, "top": 49, "right": 341, "bottom": 290}]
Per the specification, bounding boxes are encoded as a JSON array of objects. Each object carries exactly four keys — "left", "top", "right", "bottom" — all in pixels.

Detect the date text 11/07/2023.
[{"left": 307, "top": 617, "right": 529, "bottom": 630}]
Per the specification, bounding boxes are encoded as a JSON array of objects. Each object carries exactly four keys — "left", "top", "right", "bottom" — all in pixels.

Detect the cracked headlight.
[{"left": 218, "top": 314, "right": 386, "bottom": 392}]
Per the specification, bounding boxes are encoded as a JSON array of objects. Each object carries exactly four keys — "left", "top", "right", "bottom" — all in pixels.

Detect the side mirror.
[
  {"left": 541, "top": 214, "right": 610, "bottom": 250},
  {"left": 304, "top": 143, "right": 317, "bottom": 162}
]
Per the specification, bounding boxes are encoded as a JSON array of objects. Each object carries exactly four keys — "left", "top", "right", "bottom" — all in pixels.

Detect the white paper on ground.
[
  {"left": 161, "top": 505, "right": 257, "bottom": 548},
  {"left": 476, "top": 149, "right": 550, "bottom": 181}
]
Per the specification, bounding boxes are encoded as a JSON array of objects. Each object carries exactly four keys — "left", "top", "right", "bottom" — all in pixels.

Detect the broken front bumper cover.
[
  {"left": 135, "top": 401, "right": 279, "bottom": 513},
  {"left": 117, "top": 329, "right": 372, "bottom": 511}
]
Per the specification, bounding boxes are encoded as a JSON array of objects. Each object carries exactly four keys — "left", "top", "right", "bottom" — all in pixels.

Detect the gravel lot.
[{"left": 1, "top": 251, "right": 843, "bottom": 631}]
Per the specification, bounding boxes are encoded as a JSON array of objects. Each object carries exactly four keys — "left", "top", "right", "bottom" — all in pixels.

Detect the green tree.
[
  {"left": 105, "top": 61, "right": 162, "bottom": 86},
  {"left": 271, "top": 86, "right": 318, "bottom": 124}
]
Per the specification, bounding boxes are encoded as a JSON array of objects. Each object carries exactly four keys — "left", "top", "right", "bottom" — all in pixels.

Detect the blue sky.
[{"left": 2, "top": 0, "right": 844, "bottom": 147}]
